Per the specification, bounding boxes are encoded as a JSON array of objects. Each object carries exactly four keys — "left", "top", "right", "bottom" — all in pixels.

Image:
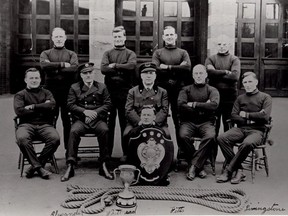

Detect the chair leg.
[
  {"left": 20, "top": 153, "right": 25, "bottom": 177},
  {"left": 51, "top": 155, "right": 59, "bottom": 174},
  {"left": 251, "top": 151, "right": 256, "bottom": 183},
  {"left": 262, "top": 148, "right": 269, "bottom": 177},
  {"left": 18, "top": 153, "right": 22, "bottom": 169}
]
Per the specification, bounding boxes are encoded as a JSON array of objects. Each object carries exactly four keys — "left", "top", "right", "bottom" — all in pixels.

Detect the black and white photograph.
[{"left": 0, "top": 0, "right": 288, "bottom": 215}]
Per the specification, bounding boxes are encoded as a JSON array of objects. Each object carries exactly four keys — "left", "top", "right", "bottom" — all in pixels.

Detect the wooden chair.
[
  {"left": 68, "top": 112, "right": 110, "bottom": 158},
  {"left": 14, "top": 116, "right": 59, "bottom": 177},
  {"left": 221, "top": 118, "right": 273, "bottom": 183}
]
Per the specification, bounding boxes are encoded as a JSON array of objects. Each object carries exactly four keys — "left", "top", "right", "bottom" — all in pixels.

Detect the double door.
[
  {"left": 116, "top": 0, "right": 207, "bottom": 64},
  {"left": 236, "top": 0, "right": 288, "bottom": 96}
]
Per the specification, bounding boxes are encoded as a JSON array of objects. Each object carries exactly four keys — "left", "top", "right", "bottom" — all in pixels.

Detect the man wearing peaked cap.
[
  {"left": 78, "top": 62, "right": 94, "bottom": 73},
  {"left": 61, "top": 62, "right": 114, "bottom": 182},
  {"left": 124, "top": 62, "right": 173, "bottom": 185}
]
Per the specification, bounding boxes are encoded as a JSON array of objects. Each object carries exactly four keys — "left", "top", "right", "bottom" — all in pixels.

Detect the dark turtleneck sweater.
[
  {"left": 40, "top": 46, "right": 78, "bottom": 88},
  {"left": 14, "top": 87, "right": 56, "bottom": 125},
  {"left": 178, "top": 83, "right": 220, "bottom": 124},
  {"left": 152, "top": 45, "right": 192, "bottom": 87},
  {"left": 205, "top": 52, "right": 240, "bottom": 102},
  {"left": 101, "top": 46, "right": 137, "bottom": 91},
  {"left": 231, "top": 89, "right": 272, "bottom": 130}
]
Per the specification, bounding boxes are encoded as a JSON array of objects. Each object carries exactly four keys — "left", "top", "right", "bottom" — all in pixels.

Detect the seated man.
[
  {"left": 61, "top": 62, "right": 113, "bottom": 182},
  {"left": 216, "top": 72, "right": 272, "bottom": 184},
  {"left": 123, "top": 62, "right": 170, "bottom": 161},
  {"left": 178, "top": 64, "right": 219, "bottom": 181},
  {"left": 14, "top": 68, "right": 60, "bottom": 179},
  {"left": 127, "top": 106, "right": 174, "bottom": 186}
]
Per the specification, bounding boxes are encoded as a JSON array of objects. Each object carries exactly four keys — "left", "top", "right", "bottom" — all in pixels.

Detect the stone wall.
[
  {"left": 89, "top": 0, "right": 115, "bottom": 83},
  {"left": 207, "top": 0, "right": 237, "bottom": 57}
]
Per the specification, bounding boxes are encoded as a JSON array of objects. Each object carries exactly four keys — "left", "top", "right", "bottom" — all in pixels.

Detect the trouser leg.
[
  {"left": 192, "top": 122, "right": 216, "bottom": 169},
  {"left": 217, "top": 127, "right": 245, "bottom": 170},
  {"left": 228, "top": 129, "right": 263, "bottom": 172},
  {"left": 60, "top": 103, "right": 71, "bottom": 149},
  {"left": 117, "top": 100, "right": 128, "bottom": 156},
  {"left": 93, "top": 121, "right": 110, "bottom": 164},
  {"left": 16, "top": 124, "right": 42, "bottom": 168},
  {"left": 221, "top": 102, "right": 234, "bottom": 133},
  {"left": 178, "top": 122, "right": 196, "bottom": 162},
  {"left": 37, "top": 124, "right": 60, "bottom": 165},
  {"left": 66, "top": 120, "right": 86, "bottom": 164},
  {"left": 107, "top": 104, "right": 117, "bottom": 156}
]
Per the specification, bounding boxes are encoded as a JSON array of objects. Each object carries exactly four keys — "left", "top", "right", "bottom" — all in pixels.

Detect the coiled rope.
[{"left": 61, "top": 184, "right": 248, "bottom": 214}]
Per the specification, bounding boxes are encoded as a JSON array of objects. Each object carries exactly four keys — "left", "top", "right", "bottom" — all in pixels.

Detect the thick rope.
[{"left": 61, "top": 185, "right": 248, "bottom": 214}]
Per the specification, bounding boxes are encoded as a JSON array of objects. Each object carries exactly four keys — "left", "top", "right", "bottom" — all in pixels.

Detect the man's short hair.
[
  {"left": 24, "top": 68, "right": 40, "bottom": 78},
  {"left": 112, "top": 26, "right": 126, "bottom": 36},
  {"left": 52, "top": 27, "right": 66, "bottom": 36},
  {"left": 193, "top": 64, "right": 206, "bottom": 73},
  {"left": 141, "top": 105, "right": 156, "bottom": 115},
  {"left": 163, "top": 26, "right": 176, "bottom": 34},
  {"left": 242, "top": 71, "right": 258, "bottom": 80}
]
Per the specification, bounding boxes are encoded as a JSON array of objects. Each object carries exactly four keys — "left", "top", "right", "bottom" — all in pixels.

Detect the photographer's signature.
[
  {"left": 170, "top": 206, "right": 185, "bottom": 214},
  {"left": 50, "top": 210, "right": 83, "bottom": 216},
  {"left": 245, "top": 202, "right": 286, "bottom": 214}
]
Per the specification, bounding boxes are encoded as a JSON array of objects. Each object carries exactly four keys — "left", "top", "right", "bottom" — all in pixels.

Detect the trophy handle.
[
  {"left": 113, "top": 168, "right": 120, "bottom": 180},
  {"left": 130, "top": 168, "right": 141, "bottom": 185}
]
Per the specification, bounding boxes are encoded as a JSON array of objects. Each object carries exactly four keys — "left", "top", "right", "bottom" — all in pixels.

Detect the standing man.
[
  {"left": 61, "top": 63, "right": 113, "bottom": 182},
  {"left": 14, "top": 68, "right": 60, "bottom": 179},
  {"left": 178, "top": 65, "right": 219, "bottom": 181},
  {"left": 216, "top": 72, "right": 272, "bottom": 184},
  {"left": 101, "top": 26, "right": 137, "bottom": 160},
  {"left": 205, "top": 34, "right": 241, "bottom": 135},
  {"left": 124, "top": 62, "right": 170, "bottom": 146},
  {"left": 40, "top": 27, "right": 79, "bottom": 149},
  {"left": 152, "top": 26, "right": 191, "bottom": 146}
]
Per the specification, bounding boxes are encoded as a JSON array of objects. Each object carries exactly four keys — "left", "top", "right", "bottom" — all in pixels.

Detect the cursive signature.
[
  {"left": 170, "top": 206, "right": 185, "bottom": 214},
  {"left": 245, "top": 202, "right": 286, "bottom": 214},
  {"left": 50, "top": 210, "right": 83, "bottom": 216}
]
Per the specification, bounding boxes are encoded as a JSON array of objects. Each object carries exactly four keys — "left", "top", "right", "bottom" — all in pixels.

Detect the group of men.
[{"left": 14, "top": 25, "right": 272, "bottom": 185}]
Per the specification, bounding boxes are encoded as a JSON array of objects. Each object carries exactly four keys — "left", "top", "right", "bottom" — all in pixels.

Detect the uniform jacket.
[
  {"left": 125, "top": 84, "right": 169, "bottom": 127},
  {"left": 67, "top": 81, "right": 112, "bottom": 122}
]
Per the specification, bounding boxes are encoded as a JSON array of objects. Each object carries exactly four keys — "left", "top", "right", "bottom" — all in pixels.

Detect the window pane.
[
  {"left": 242, "top": 23, "right": 255, "bottom": 38},
  {"left": 78, "top": 40, "right": 89, "bottom": 54},
  {"left": 19, "top": 0, "right": 31, "bottom": 14},
  {"left": 65, "top": 39, "right": 74, "bottom": 51},
  {"left": 264, "top": 69, "right": 278, "bottom": 88},
  {"left": 19, "top": 19, "right": 31, "bottom": 34},
  {"left": 265, "top": 43, "right": 278, "bottom": 58},
  {"left": 164, "top": 2, "right": 177, "bottom": 17},
  {"left": 18, "top": 39, "right": 32, "bottom": 54},
  {"left": 79, "top": 0, "right": 89, "bottom": 15},
  {"left": 163, "top": 21, "right": 177, "bottom": 30},
  {"left": 235, "top": 42, "right": 238, "bottom": 56},
  {"left": 140, "top": 2, "right": 153, "bottom": 17},
  {"left": 242, "top": 4, "right": 255, "bottom": 19},
  {"left": 36, "top": 39, "right": 50, "bottom": 54},
  {"left": 181, "top": 21, "right": 194, "bottom": 37},
  {"left": 123, "top": 1, "right": 136, "bottom": 16},
  {"left": 61, "top": 0, "right": 74, "bottom": 14},
  {"left": 36, "top": 19, "right": 50, "bottom": 35},
  {"left": 266, "top": 23, "right": 278, "bottom": 38},
  {"left": 182, "top": 1, "right": 194, "bottom": 18},
  {"left": 283, "top": 42, "right": 288, "bottom": 58},
  {"left": 126, "top": 40, "right": 136, "bottom": 52},
  {"left": 181, "top": 41, "right": 194, "bottom": 56},
  {"left": 123, "top": 21, "right": 136, "bottom": 36},
  {"left": 140, "top": 41, "right": 153, "bottom": 56},
  {"left": 140, "top": 21, "right": 153, "bottom": 36},
  {"left": 281, "top": 70, "right": 288, "bottom": 88},
  {"left": 241, "top": 42, "right": 254, "bottom": 57},
  {"left": 266, "top": 4, "right": 279, "bottom": 19},
  {"left": 78, "top": 20, "right": 89, "bottom": 35},
  {"left": 37, "top": 0, "right": 50, "bottom": 15},
  {"left": 61, "top": 20, "right": 74, "bottom": 34}
]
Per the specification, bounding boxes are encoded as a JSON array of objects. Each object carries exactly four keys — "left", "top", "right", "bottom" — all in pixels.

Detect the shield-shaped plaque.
[{"left": 128, "top": 128, "right": 174, "bottom": 185}]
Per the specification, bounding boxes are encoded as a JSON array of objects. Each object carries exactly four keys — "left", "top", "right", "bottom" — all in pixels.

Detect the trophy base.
[{"left": 115, "top": 195, "right": 137, "bottom": 214}]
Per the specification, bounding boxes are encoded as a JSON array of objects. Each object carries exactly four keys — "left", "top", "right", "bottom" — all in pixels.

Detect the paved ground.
[{"left": 0, "top": 94, "right": 288, "bottom": 216}]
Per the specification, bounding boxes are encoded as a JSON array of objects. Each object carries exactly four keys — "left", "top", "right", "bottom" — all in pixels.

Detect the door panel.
[{"left": 236, "top": 0, "right": 288, "bottom": 96}]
